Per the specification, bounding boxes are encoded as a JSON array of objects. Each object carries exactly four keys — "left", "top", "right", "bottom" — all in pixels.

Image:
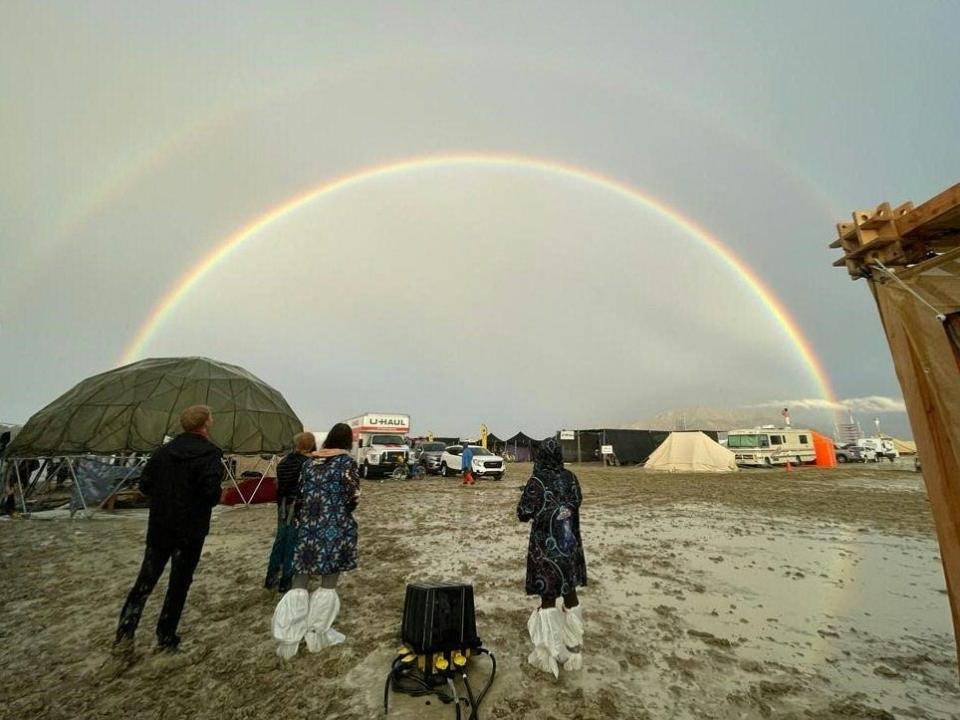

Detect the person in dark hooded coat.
[
  {"left": 115, "top": 405, "right": 223, "bottom": 652},
  {"left": 264, "top": 431, "right": 317, "bottom": 593},
  {"left": 517, "top": 436, "right": 587, "bottom": 677}
]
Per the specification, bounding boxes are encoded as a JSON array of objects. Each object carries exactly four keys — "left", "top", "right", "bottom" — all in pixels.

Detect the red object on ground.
[
  {"left": 812, "top": 432, "right": 837, "bottom": 467},
  {"left": 221, "top": 476, "right": 277, "bottom": 505}
]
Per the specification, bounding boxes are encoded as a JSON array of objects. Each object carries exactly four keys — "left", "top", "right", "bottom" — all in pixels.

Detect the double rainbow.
[{"left": 120, "top": 152, "right": 835, "bottom": 402}]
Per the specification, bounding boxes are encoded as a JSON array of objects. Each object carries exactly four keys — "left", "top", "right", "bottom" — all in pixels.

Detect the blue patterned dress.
[
  {"left": 517, "top": 438, "right": 587, "bottom": 597},
  {"left": 292, "top": 455, "right": 361, "bottom": 576}
]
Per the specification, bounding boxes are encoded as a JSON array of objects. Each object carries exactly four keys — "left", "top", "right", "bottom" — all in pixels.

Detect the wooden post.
[{"left": 829, "top": 184, "right": 960, "bottom": 670}]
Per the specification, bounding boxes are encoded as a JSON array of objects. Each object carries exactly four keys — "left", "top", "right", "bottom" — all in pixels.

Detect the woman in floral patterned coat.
[
  {"left": 517, "top": 436, "right": 587, "bottom": 677},
  {"left": 271, "top": 423, "right": 360, "bottom": 658}
]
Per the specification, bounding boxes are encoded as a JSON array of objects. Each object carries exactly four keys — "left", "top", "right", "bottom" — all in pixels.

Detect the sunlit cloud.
[{"left": 753, "top": 396, "right": 907, "bottom": 414}]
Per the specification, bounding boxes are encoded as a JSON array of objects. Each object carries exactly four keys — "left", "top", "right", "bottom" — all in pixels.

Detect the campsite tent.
[
  {"left": 486, "top": 433, "right": 505, "bottom": 453},
  {"left": 888, "top": 437, "right": 917, "bottom": 455},
  {"left": 644, "top": 431, "right": 737, "bottom": 473},
  {"left": 5, "top": 357, "right": 303, "bottom": 457},
  {"left": 5, "top": 357, "right": 303, "bottom": 513},
  {"left": 504, "top": 432, "right": 543, "bottom": 462}
]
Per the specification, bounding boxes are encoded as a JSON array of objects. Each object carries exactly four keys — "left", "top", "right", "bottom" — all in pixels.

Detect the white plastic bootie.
[
  {"left": 527, "top": 607, "right": 565, "bottom": 678},
  {"left": 272, "top": 589, "right": 309, "bottom": 659},
  {"left": 559, "top": 601, "right": 584, "bottom": 671},
  {"left": 304, "top": 588, "right": 346, "bottom": 653}
]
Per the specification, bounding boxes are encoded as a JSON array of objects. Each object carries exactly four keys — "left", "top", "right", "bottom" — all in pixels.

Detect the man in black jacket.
[{"left": 115, "top": 405, "right": 223, "bottom": 652}]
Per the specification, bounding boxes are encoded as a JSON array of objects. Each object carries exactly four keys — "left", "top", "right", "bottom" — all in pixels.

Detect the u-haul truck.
[{"left": 347, "top": 413, "right": 411, "bottom": 479}]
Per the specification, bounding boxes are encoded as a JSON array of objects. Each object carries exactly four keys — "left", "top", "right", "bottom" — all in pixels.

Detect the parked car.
[
  {"left": 834, "top": 443, "right": 875, "bottom": 463},
  {"left": 414, "top": 442, "right": 447, "bottom": 475},
  {"left": 438, "top": 445, "right": 506, "bottom": 480}
]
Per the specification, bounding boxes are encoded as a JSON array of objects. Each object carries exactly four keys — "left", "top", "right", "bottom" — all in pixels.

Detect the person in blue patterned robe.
[
  {"left": 292, "top": 453, "right": 360, "bottom": 578},
  {"left": 272, "top": 423, "right": 360, "bottom": 658},
  {"left": 517, "top": 437, "right": 587, "bottom": 676}
]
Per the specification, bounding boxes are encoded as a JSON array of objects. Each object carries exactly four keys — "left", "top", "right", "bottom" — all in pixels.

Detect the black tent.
[
  {"left": 559, "top": 429, "right": 721, "bottom": 465},
  {"left": 486, "top": 433, "right": 506, "bottom": 453},
  {"left": 504, "top": 432, "right": 543, "bottom": 462}
]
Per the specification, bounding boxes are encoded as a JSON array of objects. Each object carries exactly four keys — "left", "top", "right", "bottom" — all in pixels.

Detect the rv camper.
[
  {"left": 346, "top": 412, "right": 411, "bottom": 478},
  {"left": 727, "top": 427, "right": 816, "bottom": 467}
]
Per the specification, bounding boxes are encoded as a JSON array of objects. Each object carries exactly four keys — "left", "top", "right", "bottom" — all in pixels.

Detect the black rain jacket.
[{"left": 140, "top": 432, "right": 223, "bottom": 546}]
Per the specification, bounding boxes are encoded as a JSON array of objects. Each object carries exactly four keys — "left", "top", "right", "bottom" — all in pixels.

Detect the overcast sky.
[{"left": 2, "top": 1, "right": 958, "bottom": 438}]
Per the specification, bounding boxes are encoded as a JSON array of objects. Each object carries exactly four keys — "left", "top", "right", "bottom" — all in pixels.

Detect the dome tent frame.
[{"left": 3, "top": 357, "right": 303, "bottom": 516}]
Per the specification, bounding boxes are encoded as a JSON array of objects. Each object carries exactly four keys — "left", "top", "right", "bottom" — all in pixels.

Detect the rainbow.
[{"left": 120, "top": 152, "right": 836, "bottom": 402}]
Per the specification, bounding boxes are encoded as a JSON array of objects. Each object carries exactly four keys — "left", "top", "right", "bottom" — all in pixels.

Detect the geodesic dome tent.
[
  {"left": 4, "top": 357, "right": 304, "bottom": 513},
  {"left": 6, "top": 357, "right": 303, "bottom": 457}
]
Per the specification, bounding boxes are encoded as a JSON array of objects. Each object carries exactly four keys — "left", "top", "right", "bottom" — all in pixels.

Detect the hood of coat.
[{"left": 165, "top": 432, "right": 221, "bottom": 460}]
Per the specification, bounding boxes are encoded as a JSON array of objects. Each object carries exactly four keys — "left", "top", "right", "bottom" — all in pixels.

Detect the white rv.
[
  {"left": 346, "top": 412, "right": 411, "bottom": 478},
  {"left": 726, "top": 427, "right": 816, "bottom": 467}
]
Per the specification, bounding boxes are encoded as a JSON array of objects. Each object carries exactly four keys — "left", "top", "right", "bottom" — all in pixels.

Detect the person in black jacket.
[
  {"left": 115, "top": 405, "right": 223, "bottom": 652},
  {"left": 264, "top": 431, "right": 317, "bottom": 592}
]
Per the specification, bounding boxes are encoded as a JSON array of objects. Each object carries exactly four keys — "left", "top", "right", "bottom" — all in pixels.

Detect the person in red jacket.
[{"left": 114, "top": 405, "right": 223, "bottom": 653}]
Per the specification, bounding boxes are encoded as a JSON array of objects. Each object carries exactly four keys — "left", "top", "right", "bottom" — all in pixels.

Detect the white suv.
[{"left": 439, "top": 445, "right": 506, "bottom": 480}]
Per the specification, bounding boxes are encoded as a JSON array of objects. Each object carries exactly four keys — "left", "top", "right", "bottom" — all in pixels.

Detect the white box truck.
[
  {"left": 857, "top": 437, "right": 898, "bottom": 462},
  {"left": 346, "top": 413, "right": 411, "bottom": 478}
]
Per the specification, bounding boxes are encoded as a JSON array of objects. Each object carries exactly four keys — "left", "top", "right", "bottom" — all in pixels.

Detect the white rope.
[{"left": 871, "top": 260, "right": 947, "bottom": 322}]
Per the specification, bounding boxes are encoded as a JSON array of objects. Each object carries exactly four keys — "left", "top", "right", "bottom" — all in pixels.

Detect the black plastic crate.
[{"left": 401, "top": 582, "right": 481, "bottom": 654}]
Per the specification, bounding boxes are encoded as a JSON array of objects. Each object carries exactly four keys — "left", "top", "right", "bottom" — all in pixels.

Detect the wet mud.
[{"left": 0, "top": 462, "right": 956, "bottom": 719}]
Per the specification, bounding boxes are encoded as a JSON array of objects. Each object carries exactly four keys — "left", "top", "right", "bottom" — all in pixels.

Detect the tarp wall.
[{"left": 559, "top": 429, "right": 716, "bottom": 465}]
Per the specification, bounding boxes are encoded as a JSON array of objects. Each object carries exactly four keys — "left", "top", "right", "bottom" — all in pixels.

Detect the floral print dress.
[
  {"left": 292, "top": 455, "right": 361, "bottom": 576},
  {"left": 517, "top": 438, "right": 587, "bottom": 597}
]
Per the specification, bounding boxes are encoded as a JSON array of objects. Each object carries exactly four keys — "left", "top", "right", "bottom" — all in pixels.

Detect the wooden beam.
[{"left": 896, "top": 183, "right": 960, "bottom": 239}]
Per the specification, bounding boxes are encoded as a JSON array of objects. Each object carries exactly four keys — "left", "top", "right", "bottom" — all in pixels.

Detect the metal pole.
[
  {"left": 576, "top": 431, "right": 582, "bottom": 464},
  {"left": 245, "top": 456, "right": 276, "bottom": 506},
  {"left": 101, "top": 458, "right": 147, "bottom": 511},
  {"left": 222, "top": 458, "right": 245, "bottom": 505},
  {"left": 13, "top": 460, "right": 28, "bottom": 515},
  {"left": 66, "top": 457, "right": 88, "bottom": 515},
  {"left": 26, "top": 458, "right": 50, "bottom": 500}
]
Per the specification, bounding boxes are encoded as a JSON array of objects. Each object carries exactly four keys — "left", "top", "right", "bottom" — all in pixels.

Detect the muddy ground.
[{"left": 1, "top": 462, "right": 957, "bottom": 719}]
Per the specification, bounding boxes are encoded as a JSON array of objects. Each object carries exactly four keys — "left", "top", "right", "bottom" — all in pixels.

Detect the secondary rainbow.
[{"left": 120, "top": 152, "right": 836, "bottom": 401}]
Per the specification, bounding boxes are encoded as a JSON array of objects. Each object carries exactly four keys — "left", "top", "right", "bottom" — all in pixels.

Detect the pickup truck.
[{"left": 834, "top": 443, "right": 875, "bottom": 463}]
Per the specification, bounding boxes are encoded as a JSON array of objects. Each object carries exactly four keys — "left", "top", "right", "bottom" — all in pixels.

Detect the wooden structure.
[{"left": 831, "top": 182, "right": 960, "bottom": 666}]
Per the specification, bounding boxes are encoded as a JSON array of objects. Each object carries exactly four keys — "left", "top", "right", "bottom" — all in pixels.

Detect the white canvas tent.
[
  {"left": 645, "top": 431, "right": 737, "bottom": 473},
  {"left": 888, "top": 437, "right": 917, "bottom": 455}
]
